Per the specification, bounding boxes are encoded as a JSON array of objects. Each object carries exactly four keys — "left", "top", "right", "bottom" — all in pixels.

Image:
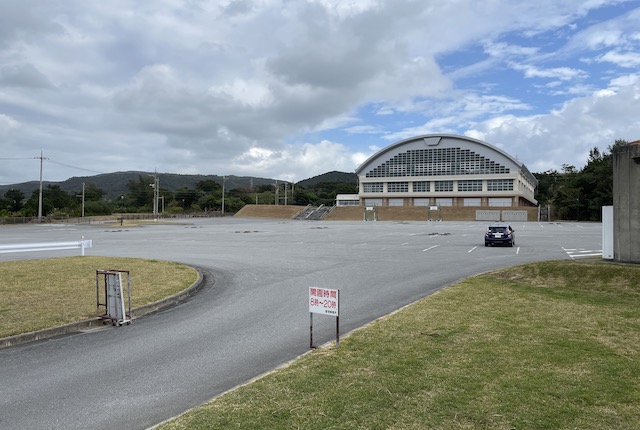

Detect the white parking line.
[
  {"left": 563, "top": 247, "right": 603, "bottom": 259},
  {"left": 422, "top": 245, "right": 440, "bottom": 252},
  {"left": 468, "top": 246, "right": 477, "bottom": 253}
]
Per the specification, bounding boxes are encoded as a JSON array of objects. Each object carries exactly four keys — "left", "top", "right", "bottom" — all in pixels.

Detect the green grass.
[
  {"left": 159, "top": 260, "right": 640, "bottom": 430},
  {"left": 0, "top": 256, "right": 198, "bottom": 338}
]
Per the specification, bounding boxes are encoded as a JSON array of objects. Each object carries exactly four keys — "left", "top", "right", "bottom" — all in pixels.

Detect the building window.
[
  {"left": 458, "top": 180, "right": 483, "bottom": 192},
  {"left": 412, "top": 181, "right": 429, "bottom": 192},
  {"left": 414, "top": 198, "right": 430, "bottom": 206},
  {"left": 434, "top": 180, "right": 453, "bottom": 192},
  {"left": 388, "top": 182, "right": 409, "bottom": 192},
  {"left": 363, "top": 182, "right": 383, "bottom": 193},
  {"left": 364, "top": 198, "right": 383, "bottom": 206},
  {"left": 365, "top": 147, "right": 510, "bottom": 178},
  {"left": 463, "top": 198, "right": 482, "bottom": 207},
  {"left": 488, "top": 197, "right": 513, "bottom": 207},
  {"left": 487, "top": 179, "right": 514, "bottom": 191},
  {"left": 435, "top": 198, "right": 453, "bottom": 206},
  {"left": 337, "top": 199, "right": 360, "bottom": 206},
  {"left": 388, "top": 198, "right": 404, "bottom": 206}
]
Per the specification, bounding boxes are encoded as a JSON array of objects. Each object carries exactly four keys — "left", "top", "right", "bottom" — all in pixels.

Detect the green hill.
[
  {"left": 0, "top": 170, "right": 358, "bottom": 201},
  {"left": 296, "top": 171, "right": 357, "bottom": 188},
  {"left": 0, "top": 171, "right": 277, "bottom": 200}
]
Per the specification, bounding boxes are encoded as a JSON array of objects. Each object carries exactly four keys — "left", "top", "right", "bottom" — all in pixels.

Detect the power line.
[
  {"left": 1, "top": 155, "right": 106, "bottom": 175},
  {"left": 46, "top": 158, "right": 106, "bottom": 175},
  {"left": 0, "top": 157, "right": 35, "bottom": 160}
]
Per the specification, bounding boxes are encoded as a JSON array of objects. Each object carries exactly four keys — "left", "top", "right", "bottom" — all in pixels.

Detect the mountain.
[
  {"left": 0, "top": 171, "right": 278, "bottom": 200},
  {"left": 296, "top": 171, "right": 357, "bottom": 188},
  {"left": 0, "top": 170, "right": 358, "bottom": 200}
]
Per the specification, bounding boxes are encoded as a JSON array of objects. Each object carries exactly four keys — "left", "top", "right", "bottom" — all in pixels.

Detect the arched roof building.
[{"left": 355, "top": 134, "right": 538, "bottom": 209}]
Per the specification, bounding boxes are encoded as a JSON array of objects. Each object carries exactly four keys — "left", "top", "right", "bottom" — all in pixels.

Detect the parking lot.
[{"left": 0, "top": 219, "right": 602, "bottom": 430}]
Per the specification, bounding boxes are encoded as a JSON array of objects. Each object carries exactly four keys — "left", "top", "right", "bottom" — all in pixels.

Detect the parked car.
[{"left": 485, "top": 223, "right": 515, "bottom": 247}]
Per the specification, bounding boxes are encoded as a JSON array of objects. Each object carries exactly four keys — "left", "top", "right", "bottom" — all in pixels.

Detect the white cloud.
[
  {"left": 512, "top": 64, "right": 588, "bottom": 81},
  {"left": 0, "top": 0, "right": 639, "bottom": 186},
  {"left": 466, "top": 75, "right": 640, "bottom": 172},
  {"left": 596, "top": 50, "right": 640, "bottom": 67},
  {"left": 229, "top": 140, "right": 359, "bottom": 181}
]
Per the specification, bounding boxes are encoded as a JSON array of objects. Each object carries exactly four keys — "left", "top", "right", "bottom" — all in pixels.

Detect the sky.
[{"left": 1, "top": 0, "right": 639, "bottom": 186}]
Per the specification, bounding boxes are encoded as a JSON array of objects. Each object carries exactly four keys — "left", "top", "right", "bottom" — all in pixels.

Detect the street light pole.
[{"left": 150, "top": 172, "right": 159, "bottom": 220}]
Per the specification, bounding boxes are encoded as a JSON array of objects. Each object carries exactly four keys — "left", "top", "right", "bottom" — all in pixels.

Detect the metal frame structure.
[{"left": 96, "top": 269, "right": 131, "bottom": 326}]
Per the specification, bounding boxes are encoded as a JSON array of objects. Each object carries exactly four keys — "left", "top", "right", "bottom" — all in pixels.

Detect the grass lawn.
[
  {"left": 0, "top": 256, "right": 198, "bottom": 338},
  {"left": 159, "top": 260, "right": 640, "bottom": 430}
]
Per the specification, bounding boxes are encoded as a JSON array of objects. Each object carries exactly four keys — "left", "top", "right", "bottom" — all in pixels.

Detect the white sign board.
[
  {"left": 106, "top": 272, "right": 127, "bottom": 322},
  {"left": 309, "top": 287, "right": 339, "bottom": 316}
]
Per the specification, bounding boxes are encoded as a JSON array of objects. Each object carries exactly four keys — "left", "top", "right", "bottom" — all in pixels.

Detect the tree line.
[
  {"left": 535, "top": 139, "right": 628, "bottom": 221},
  {"left": 0, "top": 139, "right": 629, "bottom": 220},
  {"left": 0, "top": 175, "right": 359, "bottom": 218}
]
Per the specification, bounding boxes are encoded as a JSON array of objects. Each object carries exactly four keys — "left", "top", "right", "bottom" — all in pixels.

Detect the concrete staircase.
[{"left": 293, "top": 204, "right": 334, "bottom": 220}]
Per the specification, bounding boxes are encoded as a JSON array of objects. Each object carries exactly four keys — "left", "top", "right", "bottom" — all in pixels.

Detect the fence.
[{"left": 0, "top": 239, "right": 93, "bottom": 256}]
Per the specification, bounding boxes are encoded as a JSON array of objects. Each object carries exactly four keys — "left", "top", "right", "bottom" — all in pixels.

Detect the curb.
[{"left": 0, "top": 266, "right": 210, "bottom": 349}]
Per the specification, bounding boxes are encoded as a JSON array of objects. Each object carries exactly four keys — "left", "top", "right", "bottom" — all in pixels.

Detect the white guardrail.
[{"left": 0, "top": 239, "right": 93, "bottom": 256}]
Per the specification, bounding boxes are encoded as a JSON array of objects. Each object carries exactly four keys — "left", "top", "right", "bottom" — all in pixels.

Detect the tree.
[
  {"left": 3, "top": 189, "right": 24, "bottom": 213},
  {"left": 174, "top": 187, "right": 201, "bottom": 209},
  {"left": 22, "top": 185, "right": 78, "bottom": 217},
  {"left": 534, "top": 142, "right": 616, "bottom": 221},
  {"left": 83, "top": 183, "right": 106, "bottom": 201},
  {"left": 84, "top": 200, "right": 115, "bottom": 216},
  {"left": 126, "top": 175, "right": 155, "bottom": 208},
  {"left": 196, "top": 179, "right": 222, "bottom": 193}
]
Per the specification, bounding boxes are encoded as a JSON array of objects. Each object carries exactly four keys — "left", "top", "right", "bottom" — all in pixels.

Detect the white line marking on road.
[
  {"left": 563, "top": 246, "right": 603, "bottom": 259},
  {"left": 516, "top": 247, "right": 520, "bottom": 254},
  {"left": 402, "top": 242, "right": 409, "bottom": 246},
  {"left": 468, "top": 246, "right": 477, "bottom": 253},
  {"left": 422, "top": 245, "right": 440, "bottom": 252}
]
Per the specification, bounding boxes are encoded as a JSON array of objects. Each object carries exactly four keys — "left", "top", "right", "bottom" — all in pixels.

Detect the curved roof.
[{"left": 356, "top": 133, "right": 537, "bottom": 186}]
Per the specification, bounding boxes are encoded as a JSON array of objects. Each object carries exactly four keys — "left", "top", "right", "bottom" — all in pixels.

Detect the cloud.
[
  {"left": 229, "top": 139, "right": 359, "bottom": 181},
  {"left": 0, "top": 63, "right": 54, "bottom": 88},
  {"left": 466, "top": 73, "right": 640, "bottom": 172},
  {"left": 596, "top": 50, "right": 640, "bottom": 67},
  {"left": 511, "top": 64, "right": 588, "bottom": 81},
  {"left": 0, "top": 0, "right": 639, "bottom": 187}
]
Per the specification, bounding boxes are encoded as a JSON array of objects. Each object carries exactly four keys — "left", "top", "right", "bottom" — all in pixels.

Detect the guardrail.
[{"left": 0, "top": 239, "right": 93, "bottom": 256}]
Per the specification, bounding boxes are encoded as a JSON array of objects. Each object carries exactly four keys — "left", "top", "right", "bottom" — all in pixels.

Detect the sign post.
[{"left": 309, "top": 287, "right": 340, "bottom": 349}]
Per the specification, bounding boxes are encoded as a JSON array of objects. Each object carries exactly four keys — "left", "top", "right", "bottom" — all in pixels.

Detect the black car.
[{"left": 484, "top": 223, "right": 515, "bottom": 247}]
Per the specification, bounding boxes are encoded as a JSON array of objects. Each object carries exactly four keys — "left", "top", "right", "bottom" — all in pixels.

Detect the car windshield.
[{"left": 489, "top": 227, "right": 508, "bottom": 233}]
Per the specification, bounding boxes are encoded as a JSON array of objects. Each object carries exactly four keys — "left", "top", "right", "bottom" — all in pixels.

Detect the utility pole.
[
  {"left": 82, "top": 182, "right": 85, "bottom": 217},
  {"left": 154, "top": 173, "right": 159, "bottom": 218},
  {"left": 222, "top": 176, "right": 226, "bottom": 215},
  {"left": 284, "top": 182, "right": 288, "bottom": 205},
  {"left": 35, "top": 151, "right": 47, "bottom": 222},
  {"left": 150, "top": 172, "right": 159, "bottom": 219}
]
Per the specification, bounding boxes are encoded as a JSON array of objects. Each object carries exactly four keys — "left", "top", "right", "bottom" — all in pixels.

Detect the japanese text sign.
[{"left": 309, "top": 287, "right": 339, "bottom": 316}]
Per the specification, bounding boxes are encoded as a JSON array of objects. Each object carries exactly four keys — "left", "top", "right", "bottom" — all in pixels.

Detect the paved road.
[{"left": 0, "top": 218, "right": 602, "bottom": 430}]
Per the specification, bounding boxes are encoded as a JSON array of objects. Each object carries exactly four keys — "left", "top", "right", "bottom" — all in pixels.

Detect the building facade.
[{"left": 353, "top": 134, "right": 538, "bottom": 209}]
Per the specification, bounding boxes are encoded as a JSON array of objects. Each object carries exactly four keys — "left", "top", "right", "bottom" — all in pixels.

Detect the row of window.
[
  {"left": 365, "top": 148, "right": 511, "bottom": 178},
  {"left": 363, "top": 197, "right": 514, "bottom": 207},
  {"left": 362, "top": 179, "right": 514, "bottom": 193}
]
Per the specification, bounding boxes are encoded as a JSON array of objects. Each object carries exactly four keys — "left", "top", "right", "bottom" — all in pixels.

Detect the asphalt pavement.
[{"left": 0, "top": 218, "right": 602, "bottom": 429}]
